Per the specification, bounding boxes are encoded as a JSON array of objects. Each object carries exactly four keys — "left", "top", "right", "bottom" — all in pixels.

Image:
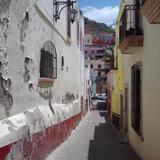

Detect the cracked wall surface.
[
  {"left": 0, "top": 0, "right": 84, "bottom": 120},
  {"left": 0, "top": 0, "right": 85, "bottom": 159},
  {"left": 0, "top": 100, "right": 80, "bottom": 160},
  {"left": 0, "top": 0, "right": 13, "bottom": 118}
]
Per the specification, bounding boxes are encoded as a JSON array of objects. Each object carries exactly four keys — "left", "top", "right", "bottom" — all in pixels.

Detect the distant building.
[
  {"left": 84, "top": 31, "right": 114, "bottom": 95},
  {"left": 92, "top": 32, "right": 115, "bottom": 46}
]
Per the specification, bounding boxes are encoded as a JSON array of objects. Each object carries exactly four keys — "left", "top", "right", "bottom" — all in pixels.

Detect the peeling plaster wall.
[
  {"left": 0, "top": 0, "right": 84, "bottom": 119},
  {"left": 0, "top": 100, "right": 80, "bottom": 148},
  {"left": 0, "top": 0, "right": 12, "bottom": 118},
  {"left": 0, "top": 100, "right": 80, "bottom": 160}
]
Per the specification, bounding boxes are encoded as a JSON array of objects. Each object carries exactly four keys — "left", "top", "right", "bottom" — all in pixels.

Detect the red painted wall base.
[{"left": 0, "top": 113, "right": 82, "bottom": 160}]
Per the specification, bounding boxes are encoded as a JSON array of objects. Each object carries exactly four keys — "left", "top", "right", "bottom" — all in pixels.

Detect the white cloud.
[{"left": 81, "top": 6, "right": 119, "bottom": 26}]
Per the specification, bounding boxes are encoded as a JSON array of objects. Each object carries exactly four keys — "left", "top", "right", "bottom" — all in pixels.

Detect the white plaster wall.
[
  {"left": 0, "top": 99, "right": 80, "bottom": 148},
  {"left": 84, "top": 66, "right": 90, "bottom": 98},
  {"left": 124, "top": 16, "right": 160, "bottom": 159},
  {"left": 80, "top": 53, "right": 85, "bottom": 96},
  {"left": 123, "top": 50, "right": 143, "bottom": 158},
  {"left": 0, "top": 0, "right": 84, "bottom": 119}
]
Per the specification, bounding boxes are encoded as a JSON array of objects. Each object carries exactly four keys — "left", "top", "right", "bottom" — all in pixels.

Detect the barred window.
[
  {"left": 131, "top": 64, "right": 141, "bottom": 135},
  {"left": 40, "top": 41, "right": 57, "bottom": 79}
]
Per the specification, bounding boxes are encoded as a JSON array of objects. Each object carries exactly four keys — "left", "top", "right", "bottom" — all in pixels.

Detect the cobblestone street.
[{"left": 46, "top": 109, "right": 141, "bottom": 160}]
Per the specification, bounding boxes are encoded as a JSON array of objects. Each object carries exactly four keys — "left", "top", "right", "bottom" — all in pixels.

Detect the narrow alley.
[
  {"left": 1, "top": 0, "right": 160, "bottom": 159},
  {"left": 46, "top": 109, "right": 141, "bottom": 160}
]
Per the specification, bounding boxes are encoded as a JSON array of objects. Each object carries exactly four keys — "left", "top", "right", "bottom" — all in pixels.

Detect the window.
[
  {"left": 90, "top": 64, "right": 93, "bottom": 69},
  {"left": 96, "top": 55, "right": 103, "bottom": 59},
  {"left": 61, "top": 56, "right": 64, "bottom": 67},
  {"left": 98, "top": 64, "right": 101, "bottom": 69},
  {"left": 40, "top": 41, "right": 57, "bottom": 79},
  {"left": 131, "top": 64, "right": 142, "bottom": 135}
]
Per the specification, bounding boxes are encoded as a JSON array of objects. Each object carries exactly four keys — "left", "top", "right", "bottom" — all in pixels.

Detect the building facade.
[
  {"left": 112, "top": 0, "right": 160, "bottom": 159},
  {"left": 0, "top": 0, "right": 86, "bottom": 159},
  {"left": 84, "top": 32, "right": 114, "bottom": 96}
]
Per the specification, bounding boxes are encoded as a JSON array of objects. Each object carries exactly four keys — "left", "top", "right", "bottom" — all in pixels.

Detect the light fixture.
[{"left": 53, "top": 0, "right": 77, "bottom": 23}]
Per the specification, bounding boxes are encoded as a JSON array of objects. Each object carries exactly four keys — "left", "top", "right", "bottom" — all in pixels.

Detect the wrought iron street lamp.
[{"left": 53, "top": 0, "right": 77, "bottom": 23}]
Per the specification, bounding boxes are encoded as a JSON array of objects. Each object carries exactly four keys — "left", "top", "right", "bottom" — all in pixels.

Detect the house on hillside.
[
  {"left": 110, "top": 0, "right": 160, "bottom": 159},
  {"left": 0, "top": 0, "right": 87, "bottom": 159}
]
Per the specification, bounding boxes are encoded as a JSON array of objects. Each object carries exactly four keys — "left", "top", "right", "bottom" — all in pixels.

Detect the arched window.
[{"left": 40, "top": 41, "right": 57, "bottom": 79}]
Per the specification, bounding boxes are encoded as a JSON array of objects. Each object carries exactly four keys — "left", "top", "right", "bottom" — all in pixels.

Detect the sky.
[{"left": 77, "top": 0, "right": 121, "bottom": 26}]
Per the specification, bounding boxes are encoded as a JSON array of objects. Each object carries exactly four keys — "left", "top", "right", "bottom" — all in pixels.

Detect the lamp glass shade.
[{"left": 70, "top": 8, "right": 77, "bottom": 23}]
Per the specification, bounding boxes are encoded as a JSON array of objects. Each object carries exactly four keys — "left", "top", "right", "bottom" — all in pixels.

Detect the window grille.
[
  {"left": 131, "top": 64, "right": 141, "bottom": 135},
  {"left": 40, "top": 41, "right": 57, "bottom": 79},
  {"left": 61, "top": 56, "right": 64, "bottom": 67}
]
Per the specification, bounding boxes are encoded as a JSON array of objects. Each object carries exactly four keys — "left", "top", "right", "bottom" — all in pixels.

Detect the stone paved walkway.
[{"left": 46, "top": 110, "right": 141, "bottom": 160}]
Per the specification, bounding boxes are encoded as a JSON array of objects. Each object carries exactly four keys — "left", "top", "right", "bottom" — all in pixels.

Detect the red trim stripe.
[{"left": 0, "top": 112, "right": 82, "bottom": 160}]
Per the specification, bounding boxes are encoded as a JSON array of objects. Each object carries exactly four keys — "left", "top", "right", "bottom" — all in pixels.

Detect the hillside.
[{"left": 84, "top": 17, "right": 114, "bottom": 33}]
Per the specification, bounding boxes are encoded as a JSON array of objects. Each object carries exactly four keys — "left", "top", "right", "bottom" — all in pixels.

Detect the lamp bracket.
[{"left": 53, "top": 0, "right": 76, "bottom": 21}]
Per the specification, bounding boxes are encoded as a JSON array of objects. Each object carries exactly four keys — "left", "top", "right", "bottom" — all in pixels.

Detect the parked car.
[
  {"left": 96, "top": 93, "right": 107, "bottom": 100},
  {"left": 92, "top": 94, "right": 107, "bottom": 100},
  {"left": 91, "top": 94, "right": 107, "bottom": 110}
]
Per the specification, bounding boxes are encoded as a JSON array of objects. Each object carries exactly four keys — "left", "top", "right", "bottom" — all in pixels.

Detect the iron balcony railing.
[{"left": 119, "top": 4, "right": 143, "bottom": 43}]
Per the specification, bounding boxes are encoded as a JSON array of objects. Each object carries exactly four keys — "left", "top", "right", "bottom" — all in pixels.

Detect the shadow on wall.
[
  {"left": 0, "top": 62, "right": 13, "bottom": 117},
  {"left": 62, "top": 92, "right": 75, "bottom": 104},
  {"left": 0, "top": 0, "right": 11, "bottom": 15},
  {"left": 0, "top": 0, "right": 13, "bottom": 117},
  {"left": 88, "top": 111, "right": 141, "bottom": 160},
  {"left": 0, "top": 74, "right": 13, "bottom": 116}
]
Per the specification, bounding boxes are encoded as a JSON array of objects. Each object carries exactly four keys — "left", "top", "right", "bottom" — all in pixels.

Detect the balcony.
[
  {"left": 140, "top": 0, "right": 160, "bottom": 24},
  {"left": 119, "top": 5, "right": 143, "bottom": 53}
]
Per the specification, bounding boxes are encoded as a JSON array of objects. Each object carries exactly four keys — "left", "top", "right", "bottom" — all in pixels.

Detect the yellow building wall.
[
  {"left": 112, "top": 50, "right": 124, "bottom": 115},
  {"left": 111, "top": 0, "right": 124, "bottom": 116}
]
